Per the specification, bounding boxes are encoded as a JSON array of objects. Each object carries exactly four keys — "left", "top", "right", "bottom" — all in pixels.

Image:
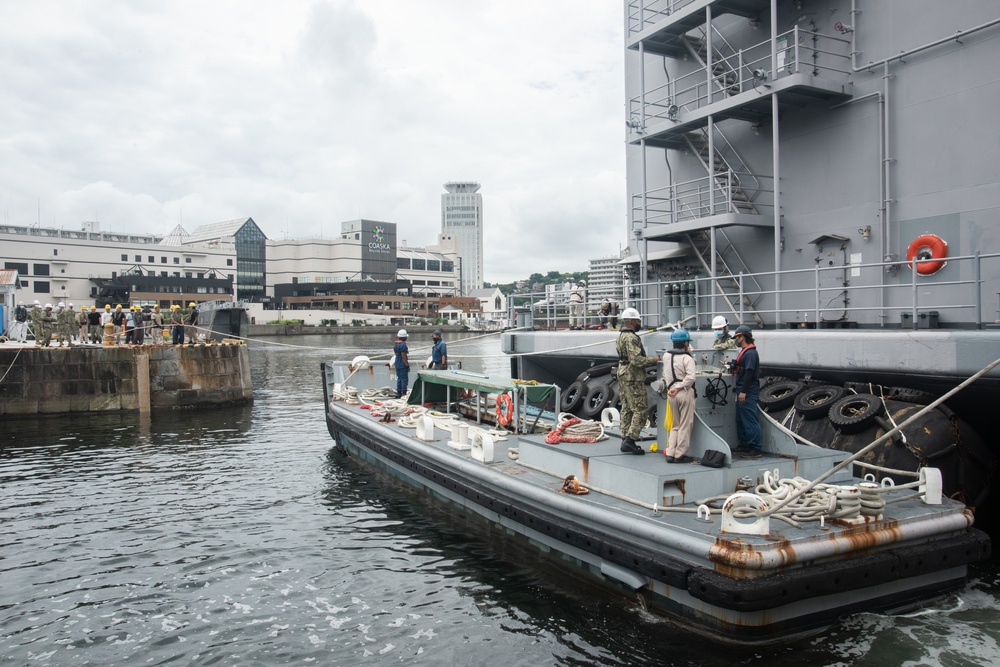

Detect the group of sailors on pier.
[{"left": 9, "top": 301, "right": 200, "bottom": 347}]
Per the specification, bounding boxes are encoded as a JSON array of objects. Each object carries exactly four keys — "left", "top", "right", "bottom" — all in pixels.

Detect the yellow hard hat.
[
  {"left": 171, "top": 304, "right": 179, "bottom": 309},
  {"left": 188, "top": 302, "right": 196, "bottom": 307},
  {"left": 81, "top": 305, "right": 88, "bottom": 310},
  {"left": 115, "top": 304, "right": 122, "bottom": 308},
  {"left": 105, "top": 304, "right": 111, "bottom": 309},
  {"left": 129, "top": 306, "right": 136, "bottom": 311}
]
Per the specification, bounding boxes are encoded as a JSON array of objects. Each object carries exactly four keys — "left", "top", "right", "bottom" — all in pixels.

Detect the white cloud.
[{"left": 0, "top": 0, "right": 626, "bottom": 283}]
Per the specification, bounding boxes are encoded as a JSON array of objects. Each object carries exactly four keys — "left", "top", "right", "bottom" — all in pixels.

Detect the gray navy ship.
[{"left": 502, "top": 0, "right": 1000, "bottom": 506}]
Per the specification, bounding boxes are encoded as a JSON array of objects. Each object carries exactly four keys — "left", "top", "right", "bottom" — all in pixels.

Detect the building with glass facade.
[{"left": 179, "top": 218, "right": 267, "bottom": 303}]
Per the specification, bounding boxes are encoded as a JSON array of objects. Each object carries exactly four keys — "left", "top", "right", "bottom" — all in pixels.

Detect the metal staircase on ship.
[{"left": 626, "top": 0, "right": 853, "bottom": 327}]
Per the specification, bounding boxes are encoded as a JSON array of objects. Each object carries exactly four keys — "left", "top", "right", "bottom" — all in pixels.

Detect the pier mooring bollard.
[{"left": 103, "top": 322, "right": 116, "bottom": 346}]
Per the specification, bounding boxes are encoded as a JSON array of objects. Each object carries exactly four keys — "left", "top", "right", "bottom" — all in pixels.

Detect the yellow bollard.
[{"left": 103, "top": 322, "right": 116, "bottom": 346}]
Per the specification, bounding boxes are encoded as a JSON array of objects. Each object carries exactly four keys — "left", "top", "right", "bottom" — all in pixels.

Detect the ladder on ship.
[{"left": 684, "top": 229, "right": 765, "bottom": 328}]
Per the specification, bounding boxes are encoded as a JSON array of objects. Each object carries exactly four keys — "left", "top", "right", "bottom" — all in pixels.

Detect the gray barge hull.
[{"left": 322, "top": 363, "right": 989, "bottom": 645}]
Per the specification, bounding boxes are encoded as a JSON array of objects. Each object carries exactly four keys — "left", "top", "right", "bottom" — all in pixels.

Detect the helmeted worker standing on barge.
[
  {"left": 615, "top": 308, "right": 660, "bottom": 455},
  {"left": 393, "top": 329, "right": 410, "bottom": 399}
]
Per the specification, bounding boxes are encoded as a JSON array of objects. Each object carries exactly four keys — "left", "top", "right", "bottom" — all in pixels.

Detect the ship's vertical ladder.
[{"left": 684, "top": 229, "right": 765, "bottom": 328}]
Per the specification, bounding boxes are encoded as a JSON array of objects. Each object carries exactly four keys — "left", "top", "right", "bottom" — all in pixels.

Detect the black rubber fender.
[
  {"left": 794, "top": 385, "right": 848, "bottom": 420},
  {"left": 829, "top": 393, "right": 885, "bottom": 433},
  {"left": 607, "top": 381, "right": 620, "bottom": 410},
  {"left": 581, "top": 379, "right": 613, "bottom": 418},
  {"left": 560, "top": 380, "right": 585, "bottom": 413},
  {"left": 758, "top": 381, "right": 806, "bottom": 412},
  {"left": 575, "top": 362, "right": 616, "bottom": 383},
  {"left": 884, "top": 386, "right": 938, "bottom": 405}
]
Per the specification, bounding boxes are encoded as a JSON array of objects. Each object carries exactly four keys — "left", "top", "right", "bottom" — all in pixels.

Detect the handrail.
[{"left": 504, "top": 251, "right": 1000, "bottom": 330}]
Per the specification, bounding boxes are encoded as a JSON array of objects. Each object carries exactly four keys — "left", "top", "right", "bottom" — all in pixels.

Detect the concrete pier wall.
[{"left": 0, "top": 343, "right": 253, "bottom": 416}]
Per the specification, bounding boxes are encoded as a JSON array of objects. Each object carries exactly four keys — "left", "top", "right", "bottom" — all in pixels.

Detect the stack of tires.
[
  {"left": 559, "top": 363, "right": 659, "bottom": 422},
  {"left": 757, "top": 378, "right": 996, "bottom": 507}
]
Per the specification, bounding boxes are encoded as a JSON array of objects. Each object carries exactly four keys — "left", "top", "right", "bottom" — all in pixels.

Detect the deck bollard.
[{"left": 103, "top": 322, "right": 116, "bottom": 346}]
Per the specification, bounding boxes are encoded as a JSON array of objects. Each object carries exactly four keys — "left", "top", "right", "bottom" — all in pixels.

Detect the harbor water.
[{"left": 2, "top": 332, "right": 999, "bottom": 666}]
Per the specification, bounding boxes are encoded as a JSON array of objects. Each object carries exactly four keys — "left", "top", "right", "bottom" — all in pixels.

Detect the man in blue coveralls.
[
  {"left": 731, "top": 324, "right": 762, "bottom": 458},
  {"left": 429, "top": 330, "right": 448, "bottom": 370},
  {"left": 393, "top": 329, "right": 410, "bottom": 398}
]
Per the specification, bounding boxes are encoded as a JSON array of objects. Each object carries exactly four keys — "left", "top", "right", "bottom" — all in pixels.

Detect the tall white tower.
[{"left": 440, "top": 182, "right": 483, "bottom": 295}]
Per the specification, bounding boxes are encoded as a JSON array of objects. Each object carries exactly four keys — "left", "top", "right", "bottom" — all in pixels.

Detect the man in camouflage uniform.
[
  {"left": 29, "top": 301, "right": 43, "bottom": 345},
  {"left": 38, "top": 304, "right": 56, "bottom": 347},
  {"left": 58, "top": 303, "right": 77, "bottom": 346},
  {"left": 615, "top": 308, "right": 660, "bottom": 454}
]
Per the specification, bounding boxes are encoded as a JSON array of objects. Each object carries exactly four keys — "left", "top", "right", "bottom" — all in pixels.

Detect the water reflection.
[{"left": 1, "top": 332, "right": 997, "bottom": 666}]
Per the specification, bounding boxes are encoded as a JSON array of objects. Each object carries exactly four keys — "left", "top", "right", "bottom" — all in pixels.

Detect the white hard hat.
[
  {"left": 45, "top": 303, "right": 52, "bottom": 309},
  {"left": 397, "top": 329, "right": 408, "bottom": 337},
  {"left": 620, "top": 307, "right": 642, "bottom": 320},
  {"left": 33, "top": 300, "right": 40, "bottom": 305},
  {"left": 577, "top": 280, "right": 586, "bottom": 286},
  {"left": 68, "top": 303, "right": 74, "bottom": 308},
  {"left": 711, "top": 315, "right": 729, "bottom": 329},
  {"left": 58, "top": 302, "right": 65, "bottom": 308}
]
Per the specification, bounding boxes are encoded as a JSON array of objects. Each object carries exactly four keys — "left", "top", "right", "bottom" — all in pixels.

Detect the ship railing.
[
  {"left": 668, "top": 251, "right": 1000, "bottom": 330},
  {"left": 626, "top": 0, "right": 699, "bottom": 35},
  {"left": 629, "top": 27, "right": 853, "bottom": 122},
  {"left": 630, "top": 172, "right": 775, "bottom": 225}
]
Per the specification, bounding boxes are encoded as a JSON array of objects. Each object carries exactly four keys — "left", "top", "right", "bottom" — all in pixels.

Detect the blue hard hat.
[{"left": 670, "top": 328, "right": 691, "bottom": 342}]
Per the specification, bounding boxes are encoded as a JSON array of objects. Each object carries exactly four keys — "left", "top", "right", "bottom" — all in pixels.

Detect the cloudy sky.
[{"left": 1, "top": 1, "right": 627, "bottom": 284}]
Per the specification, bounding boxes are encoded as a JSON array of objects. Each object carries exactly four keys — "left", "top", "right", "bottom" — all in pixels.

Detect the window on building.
[
  {"left": 442, "top": 261, "right": 454, "bottom": 272},
  {"left": 5, "top": 262, "right": 29, "bottom": 275},
  {"left": 135, "top": 255, "right": 141, "bottom": 262},
  {"left": 185, "top": 272, "right": 192, "bottom": 278},
  {"left": 34, "top": 281, "right": 50, "bottom": 293},
  {"left": 185, "top": 257, "right": 192, "bottom": 264},
  {"left": 161, "top": 257, "right": 167, "bottom": 263},
  {"left": 412, "top": 259, "right": 426, "bottom": 271},
  {"left": 33, "top": 264, "right": 49, "bottom": 276},
  {"left": 292, "top": 277, "right": 298, "bottom": 284},
  {"left": 197, "top": 273, "right": 204, "bottom": 279},
  {"left": 160, "top": 271, "right": 168, "bottom": 277},
  {"left": 53, "top": 249, "right": 58, "bottom": 256},
  {"left": 148, "top": 256, "right": 155, "bottom": 263},
  {"left": 173, "top": 272, "right": 180, "bottom": 277},
  {"left": 173, "top": 257, "right": 180, "bottom": 264},
  {"left": 226, "top": 259, "right": 233, "bottom": 266},
  {"left": 121, "top": 254, "right": 128, "bottom": 261},
  {"left": 397, "top": 258, "right": 410, "bottom": 270},
  {"left": 427, "top": 260, "right": 440, "bottom": 272},
  {"left": 20, "top": 280, "right": 28, "bottom": 287}
]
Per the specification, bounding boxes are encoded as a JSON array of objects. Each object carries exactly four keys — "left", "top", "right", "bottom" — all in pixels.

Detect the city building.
[
  {"left": 0, "top": 222, "right": 234, "bottom": 308},
  {"left": 267, "top": 220, "right": 462, "bottom": 321},
  {"left": 588, "top": 252, "right": 627, "bottom": 307},
  {"left": 171, "top": 218, "right": 267, "bottom": 303},
  {"left": 441, "top": 182, "right": 483, "bottom": 295}
]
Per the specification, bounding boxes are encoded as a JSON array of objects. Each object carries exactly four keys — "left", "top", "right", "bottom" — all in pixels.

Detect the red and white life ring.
[
  {"left": 906, "top": 233, "right": 948, "bottom": 275},
  {"left": 495, "top": 393, "right": 514, "bottom": 427}
]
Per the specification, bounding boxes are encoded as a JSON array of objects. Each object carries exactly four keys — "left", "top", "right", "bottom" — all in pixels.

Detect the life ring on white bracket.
[
  {"left": 907, "top": 234, "right": 948, "bottom": 276},
  {"left": 495, "top": 393, "right": 514, "bottom": 427}
]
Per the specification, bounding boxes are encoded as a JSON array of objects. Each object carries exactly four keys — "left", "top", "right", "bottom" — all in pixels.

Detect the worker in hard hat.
[
  {"left": 149, "top": 305, "right": 164, "bottom": 343},
  {"left": 185, "top": 302, "right": 199, "bottom": 342},
  {"left": 12, "top": 301, "right": 29, "bottom": 343},
  {"left": 615, "top": 307, "right": 661, "bottom": 455},
  {"left": 568, "top": 280, "right": 587, "bottom": 330},
  {"left": 77, "top": 306, "right": 90, "bottom": 344},
  {"left": 662, "top": 329, "right": 697, "bottom": 464},
  {"left": 711, "top": 315, "right": 736, "bottom": 350},
  {"left": 38, "top": 304, "right": 55, "bottom": 347},
  {"left": 393, "top": 329, "right": 410, "bottom": 399},
  {"left": 112, "top": 304, "right": 126, "bottom": 344},
  {"left": 170, "top": 304, "right": 185, "bottom": 344},
  {"left": 57, "top": 302, "right": 75, "bottom": 347},
  {"left": 88, "top": 305, "right": 102, "bottom": 343}
]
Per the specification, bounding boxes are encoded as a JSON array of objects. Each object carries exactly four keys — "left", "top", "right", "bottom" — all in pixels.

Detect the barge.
[{"left": 322, "top": 356, "right": 990, "bottom": 645}]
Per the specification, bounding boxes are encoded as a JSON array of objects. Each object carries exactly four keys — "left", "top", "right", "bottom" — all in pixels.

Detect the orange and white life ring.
[
  {"left": 495, "top": 393, "right": 514, "bottom": 427},
  {"left": 906, "top": 233, "right": 948, "bottom": 275}
]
